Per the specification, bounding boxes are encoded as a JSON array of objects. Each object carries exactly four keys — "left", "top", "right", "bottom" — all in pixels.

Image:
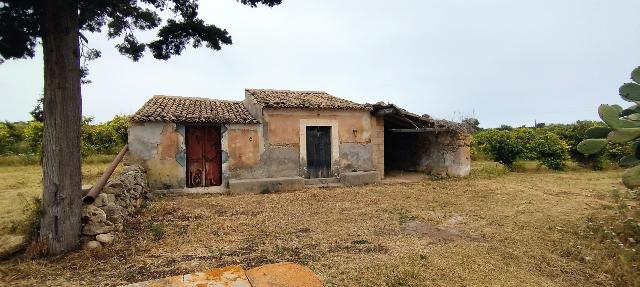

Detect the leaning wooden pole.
[{"left": 83, "top": 145, "right": 129, "bottom": 204}]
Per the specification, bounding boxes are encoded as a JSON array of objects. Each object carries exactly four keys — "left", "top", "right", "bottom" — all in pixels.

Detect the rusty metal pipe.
[{"left": 82, "top": 144, "right": 129, "bottom": 204}]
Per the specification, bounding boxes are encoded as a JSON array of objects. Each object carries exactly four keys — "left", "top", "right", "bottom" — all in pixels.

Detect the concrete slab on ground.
[
  {"left": 120, "top": 262, "right": 323, "bottom": 287},
  {"left": 245, "top": 262, "right": 323, "bottom": 287},
  {"left": 122, "top": 265, "right": 250, "bottom": 287}
]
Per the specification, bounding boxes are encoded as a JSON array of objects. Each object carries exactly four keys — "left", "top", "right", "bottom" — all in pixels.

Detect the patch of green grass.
[
  {"left": 147, "top": 223, "right": 165, "bottom": 240},
  {"left": 260, "top": 187, "right": 272, "bottom": 194},
  {"left": 425, "top": 174, "right": 448, "bottom": 181},
  {"left": 469, "top": 161, "right": 509, "bottom": 179},
  {"left": 0, "top": 154, "right": 40, "bottom": 166},
  {"left": 389, "top": 208, "right": 418, "bottom": 225},
  {"left": 82, "top": 154, "right": 118, "bottom": 165},
  {"left": 351, "top": 239, "right": 370, "bottom": 245}
]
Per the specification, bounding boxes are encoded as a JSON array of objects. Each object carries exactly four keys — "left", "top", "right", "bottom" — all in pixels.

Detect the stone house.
[{"left": 128, "top": 89, "right": 470, "bottom": 193}]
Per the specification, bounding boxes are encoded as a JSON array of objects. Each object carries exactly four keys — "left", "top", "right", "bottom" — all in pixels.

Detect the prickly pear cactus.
[{"left": 577, "top": 66, "right": 640, "bottom": 188}]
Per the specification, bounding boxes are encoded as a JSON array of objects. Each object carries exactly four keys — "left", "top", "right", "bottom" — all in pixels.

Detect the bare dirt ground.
[{"left": 0, "top": 163, "right": 631, "bottom": 286}]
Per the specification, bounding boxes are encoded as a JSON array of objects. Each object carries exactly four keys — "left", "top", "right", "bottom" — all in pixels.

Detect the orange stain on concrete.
[
  {"left": 228, "top": 128, "right": 260, "bottom": 168},
  {"left": 158, "top": 124, "right": 180, "bottom": 159}
]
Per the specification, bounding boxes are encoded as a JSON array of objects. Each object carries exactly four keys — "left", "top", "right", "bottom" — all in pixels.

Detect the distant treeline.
[
  {"left": 471, "top": 120, "right": 629, "bottom": 170},
  {"left": 0, "top": 115, "right": 128, "bottom": 159}
]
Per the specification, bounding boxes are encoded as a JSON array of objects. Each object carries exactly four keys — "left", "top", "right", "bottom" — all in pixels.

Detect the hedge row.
[
  {"left": 0, "top": 115, "right": 129, "bottom": 157},
  {"left": 472, "top": 121, "right": 630, "bottom": 170}
]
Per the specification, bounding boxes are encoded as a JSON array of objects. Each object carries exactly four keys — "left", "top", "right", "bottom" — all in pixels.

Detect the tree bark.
[{"left": 40, "top": 0, "right": 82, "bottom": 255}]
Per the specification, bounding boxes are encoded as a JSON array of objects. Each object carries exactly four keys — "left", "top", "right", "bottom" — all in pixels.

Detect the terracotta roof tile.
[
  {"left": 246, "top": 89, "right": 371, "bottom": 111},
  {"left": 131, "top": 95, "right": 259, "bottom": 124}
]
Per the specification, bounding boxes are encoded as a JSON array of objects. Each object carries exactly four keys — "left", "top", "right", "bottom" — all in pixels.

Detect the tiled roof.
[
  {"left": 131, "top": 95, "right": 259, "bottom": 124},
  {"left": 246, "top": 89, "right": 371, "bottom": 111},
  {"left": 367, "top": 102, "right": 472, "bottom": 134}
]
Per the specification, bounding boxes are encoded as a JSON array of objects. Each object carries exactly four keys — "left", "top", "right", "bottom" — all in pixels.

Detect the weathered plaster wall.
[
  {"left": 128, "top": 108, "right": 379, "bottom": 189},
  {"left": 225, "top": 124, "right": 298, "bottom": 180},
  {"left": 261, "top": 109, "right": 376, "bottom": 178},
  {"left": 264, "top": 110, "right": 372, "bottom": 145},
  {"left": 129, "top": 122, "right": 261, "bottom": 190},
  {"left": 128, "top": 122, "right": 186, "bottom": 190},
  {"left": 418, "top": 132, "right": 471, "bottom": 177},
  {"left": 371, "top": 116, "right": 385, "bottom": 179}
]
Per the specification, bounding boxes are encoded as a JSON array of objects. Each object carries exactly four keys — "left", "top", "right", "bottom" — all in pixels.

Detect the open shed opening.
[
  {"left": 371, "top": 103, "right": 455, "bottom": 176},
  {"left": 384, "top": 117, "right": 424, "bottom": 172}
]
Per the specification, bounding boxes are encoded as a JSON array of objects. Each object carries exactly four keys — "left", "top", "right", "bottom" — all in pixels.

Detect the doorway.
[
  {"left": 306, "top": 126, "right": 331, "bottom": 178},
  {"left": 186, "top": 126, "right": 222, "bottom": 187}
]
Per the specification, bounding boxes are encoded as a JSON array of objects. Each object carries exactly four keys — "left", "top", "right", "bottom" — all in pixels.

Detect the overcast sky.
[{"left": 2, "top": 0, "right": 640, "bottom": 127}]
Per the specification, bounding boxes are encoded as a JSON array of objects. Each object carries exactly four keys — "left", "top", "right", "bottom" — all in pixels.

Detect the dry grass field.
[
  {"left": 0, "top": 162, "right": 120, "bottom": 234},
  {"left": 0, "top": 162, "right": 637, "bottom": 286}
]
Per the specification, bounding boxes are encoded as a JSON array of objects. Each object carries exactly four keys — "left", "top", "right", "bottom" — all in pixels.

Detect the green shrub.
[
  {"left": 541, "top": 121, "right": 607, "bottom": 169},
  {"left": 605, "top": 142, "right": 632, "bottom": 163},
  {"left": 0, "top": 115, "right": 128, "bottom": 164},
  {"left": 23, "top": 121, "right": 43, "bottom": 155},
  {"left": 512, "top": 128, "right": 537, "bottom": 160},
  {"left": 81, "top": 115, "right": 129, "bottom": 156},
  {"left": 0, "top": 123, "right": 14, "bottom": 155},
  {"left": 475, "top": 130, "right": 522, "bottom": 168},
  {"left": 533, "top": 132, "right": 570, "bottom": 170}
]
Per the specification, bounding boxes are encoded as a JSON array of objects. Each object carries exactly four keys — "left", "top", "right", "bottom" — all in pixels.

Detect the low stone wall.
[{"left": 81, "top": 164, "right": 150, "bottom": 249}]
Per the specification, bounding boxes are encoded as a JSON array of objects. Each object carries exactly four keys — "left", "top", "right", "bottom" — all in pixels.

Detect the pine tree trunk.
[{"left": 39, "top": 0, "right": 82, "bottom": 256}]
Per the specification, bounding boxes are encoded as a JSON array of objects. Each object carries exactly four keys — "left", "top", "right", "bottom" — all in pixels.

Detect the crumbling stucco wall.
[
  {"left": 230, "top": 105, "right": 378, "bottom": 179},
  {"left": 128, "top": 122, "right": 186, "bottom": 190},
  {"left": 225, "top": 124, "right": 289, "bottom": 180},
  {"left": 260, "top": 109, "right": 376, "bottom": 178},
  {"left": 418, "top": 132, "right": 471, "bottom": 177},
  {"left": 129, "top": 122, "right": 261, "bottom": 190},
  {"left": 128, "top": 108, "right": 379, "bottom": 188},
  {"left": 371, "top": 116, "right": 385, "bottom": 179}
]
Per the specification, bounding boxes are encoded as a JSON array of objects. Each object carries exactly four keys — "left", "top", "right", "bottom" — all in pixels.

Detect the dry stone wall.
[
  {"left": 418, "top": 132, "right": 471, "bottom": 177},
  {"left": 81, "top": 164, "right": 150, "bottom": 249}
]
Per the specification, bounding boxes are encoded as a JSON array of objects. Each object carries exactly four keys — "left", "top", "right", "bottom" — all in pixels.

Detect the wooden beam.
[{"left": 389, "top": 128, "right": 449, "bottom": 133}]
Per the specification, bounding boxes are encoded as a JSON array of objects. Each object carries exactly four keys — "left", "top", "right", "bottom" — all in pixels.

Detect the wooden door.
[
  {"left": 306, "top": 126, "right": 331, "bottom": 178},
  {"left": 186, "top": 126, "right": 221, "bottom": 187}
]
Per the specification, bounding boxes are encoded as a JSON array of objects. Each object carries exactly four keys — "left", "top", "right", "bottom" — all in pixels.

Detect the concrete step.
[{"left": 304, "top": 177, "right": 339, "bottom": 185}]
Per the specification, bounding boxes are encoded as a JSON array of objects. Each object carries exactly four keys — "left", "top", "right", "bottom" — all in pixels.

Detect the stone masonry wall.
[
  {"left": 81, "top": 164, "right": 150, "bottom": 249},
  {"left": 371, "top": 116, "right": 385, "bottom": 179},
  {"left": 418, "top": 132, "right": 471, "bottom": 177}
]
